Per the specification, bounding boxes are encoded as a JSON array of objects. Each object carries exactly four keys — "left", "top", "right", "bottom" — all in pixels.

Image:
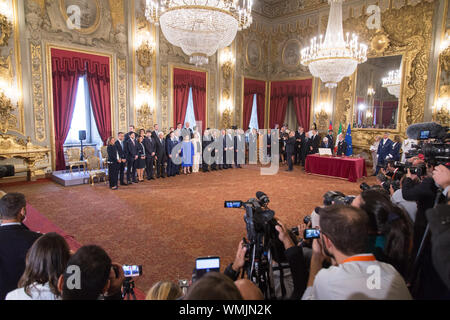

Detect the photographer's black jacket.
[
  {"left": 426, "top": 204, "right": 450, "bottom": 292},
  {"left": 402, "top": 177, "right": 438, "bottom": 254}
]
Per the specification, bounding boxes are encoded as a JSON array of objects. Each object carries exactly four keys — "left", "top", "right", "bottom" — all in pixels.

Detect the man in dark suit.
[
  {"left": 286, "top": 131, "right": 296, "bottom": 171},
  {"left": 326, "top": 130, "right": 335, "bottom": 153},
  {"left": 114, "top": 132, "right": 128, "bottom": 186},
  {"left": 144, "top": 130, "right": 156, "bottom": 180},
  {"left": 155, "top": 132, "right": 167, "bottom": 178},
  {"left": 234, "top": 129, "right": 244, "bottom": 168},
  {"left": 125, "top": 132, "right": 138, "bottom": 184},
  {"left": 308, "top": 129, "right": 321, "bottom": 155},
  {"left": 376, "top": 133, "right": 394, "bottom": 175},
  {"left": 0, "top": 193, "right": 41, "bottom": 300},
  {"left": 266, "top": 129, "right": 272, "bottom": 160},
  {"left": 166, "top": 131, "right": 177, "bottom": 177},
  {"left": 295, "top": 126, "right": 306, "bottom": 165},
  {"left": 336, "top": 134, "right": 348, "bottom": 156},
  {"left": 124, "top": 125, "right": 136, "bottom": 142}
]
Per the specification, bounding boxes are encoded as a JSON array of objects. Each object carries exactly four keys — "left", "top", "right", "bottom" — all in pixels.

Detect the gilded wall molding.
[
  {"left": 334, "top": 1, "right": 436, "bottom": 152},
  {"left": 30, "top": 43, "right": 46, "bottom": 142},
  {"left": 117, "top": 58, "right": 128, "bottom": 133}
]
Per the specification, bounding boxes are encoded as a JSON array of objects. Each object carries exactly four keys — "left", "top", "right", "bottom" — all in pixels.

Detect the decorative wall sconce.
[
  {"left": 220, "top": 99, "right": 233, "bottom": 129},
  {"left": 136, "top": 30, "right": 155, "bottom": 69},
  {"left": 0, "top": 79, "right": 18, "bottom": 133},
  {"left": 432, "top": 86, "right": 449, "bottom": 127},
  {"left": 221, "top": 49, "right": 235, "bottom": 81},
  {"left": 135, "top": 92, "right": 154, "bottom": 130},
  {"left": 367, "top": 86, "right": 376, "bottom": 97},
  {"left": 315, "top": 102, "right": 331, "bottom": 132},
  {"left": 0, "top": 4, "right": 13, "bottom": 47}
]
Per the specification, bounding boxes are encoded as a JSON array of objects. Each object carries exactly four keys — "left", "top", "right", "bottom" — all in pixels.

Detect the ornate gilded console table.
[{"left": 0, "top": 134, "right": 50, "bottom": 181}]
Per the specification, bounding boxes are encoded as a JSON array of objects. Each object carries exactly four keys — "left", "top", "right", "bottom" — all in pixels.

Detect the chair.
[
  {"left": 65, "top": 148, "right": 86, "bottom": 173},
  {"left": 100, "top": 146, "right": 108, "bottom": 168},
  {"left": 86, "top": 156, "right": 107, "bottom": 186},
  {"left": 83, "top": 146, "right": 96, "bottom": 159}
]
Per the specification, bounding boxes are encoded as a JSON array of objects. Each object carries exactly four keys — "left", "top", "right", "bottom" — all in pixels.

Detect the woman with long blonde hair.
[{"left": 146, "top": 281, "right": 183, "bottom": 300}]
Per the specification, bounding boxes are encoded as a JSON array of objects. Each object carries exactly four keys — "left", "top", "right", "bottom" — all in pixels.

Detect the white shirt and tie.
[{"left": 302, "top": 254, "right": 412, "bottom": 300}]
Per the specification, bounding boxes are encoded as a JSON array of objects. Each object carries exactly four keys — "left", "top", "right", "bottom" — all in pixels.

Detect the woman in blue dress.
[{"left": 181, "top": 134, "right": 194, "bottom": 175}]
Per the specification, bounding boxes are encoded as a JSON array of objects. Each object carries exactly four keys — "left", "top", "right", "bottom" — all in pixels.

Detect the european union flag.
[{"left": 345, "top": 124, "right": 353, "bottom": 156}]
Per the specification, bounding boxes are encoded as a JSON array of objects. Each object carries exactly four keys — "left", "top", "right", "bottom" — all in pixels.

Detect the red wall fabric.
[
  {"left": 243, "top": 79, "right": 266, "bottom": 130},
  {"left": 269, "top": 79, "right": 312, "bottom": 129},
  {"left": 173, "top": 68, "right": 207, "bottom": 130},
  {"left": 51, "top": 48, "right": 111, "bottom": 170}
]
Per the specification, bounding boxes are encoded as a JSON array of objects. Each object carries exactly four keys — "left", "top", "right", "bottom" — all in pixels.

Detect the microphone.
[{"left": 406, "top": 122, "right": 447, "bottom": 140}]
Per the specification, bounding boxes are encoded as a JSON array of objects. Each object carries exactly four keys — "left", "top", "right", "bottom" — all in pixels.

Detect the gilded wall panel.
[{"left": 334, "top": 0, "right": 436, "bottom": 151}]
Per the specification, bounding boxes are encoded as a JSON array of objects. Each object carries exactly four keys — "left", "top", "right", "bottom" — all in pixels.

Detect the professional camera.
[
  {"left": 290, "top": 215, "right": 312, "bottom": 236},
  {"left": 0, "top": 165, "right": 15, "bottom": 179},
  {"left": 224, "top": 192, "right": 282, "bottom": 299},
  {"left": 393, "top": 161, "right": 427, "bottom": 177},
  {"left": 323, "top": 191, "right": 355, "bottom": 206},
  {"left": 406, "top": 122, "right": 450, "bottom": 167}
]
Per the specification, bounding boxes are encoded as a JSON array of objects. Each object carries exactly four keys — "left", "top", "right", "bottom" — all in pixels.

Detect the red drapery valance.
[
  {"left": 243, "top": 79, "right": 266, "bottom": 130},
  {"left": 269, "top": 79, "right": 312, "bottom": 129},
  {"left": 51, "top": 48, "right": 111, "bottom": 171},
  {"left": 173, "top": 68, "right": 207, "bottom": 130},
  {"left": 51, "top": 48, "right": 110, "bottom": 81}
]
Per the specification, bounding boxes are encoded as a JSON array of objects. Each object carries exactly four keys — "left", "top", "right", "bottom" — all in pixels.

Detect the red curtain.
[
  {"left": 269, "top": 79, "right": 312, "bottom": 129},
  {"left": 173, "top": 68, "right": 207, "bottom": 130},
  {"left": 51, "top": 48, "right": 111, "bottom": 170},
  {"left": 243, "top": 79, "right": 266, "bottom": 130},
  {"left": 85, "top": 55, "right": 111, "bottom": 145}
]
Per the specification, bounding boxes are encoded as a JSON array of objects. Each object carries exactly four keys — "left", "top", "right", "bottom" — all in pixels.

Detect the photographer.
[
  {"left": 58, "top": 245, "right": 125, "bottom": 300},
  {"left": 224, "top": 229, "right": 308, "bottom": 300},
  {"left": 302, "top": 205, "right": 411, "bottom": 300},
  {"left": 352, "top": 190, "right": 413, "bottom": 278},
  {"left": 391, "top": 177, "right": 418, "bottom": 223},
  {"left": 425, "top": 165, "right": 450, "bottom": 294},
  {"left": 402, "top": 163, "right": 438, "bottom": 255}
]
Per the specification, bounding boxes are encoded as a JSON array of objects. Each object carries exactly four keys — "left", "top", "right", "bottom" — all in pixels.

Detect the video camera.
[
  {"left": 323, "top": 191, "right": 355, "bottom": 206},
  {"left": 224, "top": 192, "right": 281, "bottom": 299},
  {"left": 406, "top": 122, "right": 450, "bottom": 167}
]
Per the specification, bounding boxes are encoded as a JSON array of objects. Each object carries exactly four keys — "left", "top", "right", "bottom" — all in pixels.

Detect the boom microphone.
[{"left": 406, "top": 122, "right": 447, "bottom": 140}]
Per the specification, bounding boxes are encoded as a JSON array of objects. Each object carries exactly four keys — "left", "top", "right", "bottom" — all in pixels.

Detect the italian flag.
[{"left": 335, "top": 123, "right": 343, "bottom": 153}]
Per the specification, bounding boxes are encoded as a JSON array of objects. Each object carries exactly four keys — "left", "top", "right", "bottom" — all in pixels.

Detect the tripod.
[{"left": 122, "top": 277, "right": 136, "bottom": 300}]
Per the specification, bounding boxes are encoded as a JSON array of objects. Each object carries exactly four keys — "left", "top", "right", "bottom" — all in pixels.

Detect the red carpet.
[{"left": 2, "top": 165, "right": 375, "bottom": 298}]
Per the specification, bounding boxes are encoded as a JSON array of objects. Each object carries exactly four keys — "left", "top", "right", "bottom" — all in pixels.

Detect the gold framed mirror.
[{"left": 352, "top": 54, "right": 404, "bottom": 131}]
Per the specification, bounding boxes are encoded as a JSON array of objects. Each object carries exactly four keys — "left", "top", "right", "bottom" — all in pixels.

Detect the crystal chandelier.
[
  {"left": 382, "top": 70, "right": 401, "bottom": 98},
  {"left": 145, "top": 0, "right": 253, "bottom": 66},
  {"left": 301, "top": 0, "right": 367, "bottom": 88}
]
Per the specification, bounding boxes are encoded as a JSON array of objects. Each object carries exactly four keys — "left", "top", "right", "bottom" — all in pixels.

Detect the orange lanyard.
[{"left": 343, "top": 255, "right": 376, "bottom": 264}]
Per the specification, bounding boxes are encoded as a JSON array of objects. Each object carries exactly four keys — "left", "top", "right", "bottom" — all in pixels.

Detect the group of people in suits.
[
  {"left": 105, "top": 124, "right": 202, "bottom": 190},
  {"left": 374, "top": 133, "right": 403, "bottom": 175},
  {"left": 277, "top": 124, "right": 349, "bottom": 171},
  {"left": 103, "top": 122, "right": 358, "bottom": 188}
]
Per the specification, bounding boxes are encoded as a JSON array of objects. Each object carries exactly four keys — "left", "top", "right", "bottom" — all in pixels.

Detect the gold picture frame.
[{"left": 59, "top": 0, "right": 101, "bottom": 35}]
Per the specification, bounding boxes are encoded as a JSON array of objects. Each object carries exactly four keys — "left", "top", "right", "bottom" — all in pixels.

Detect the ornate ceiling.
[{"left": 253, "top": 0, "right": 328, "bottom": 19}]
